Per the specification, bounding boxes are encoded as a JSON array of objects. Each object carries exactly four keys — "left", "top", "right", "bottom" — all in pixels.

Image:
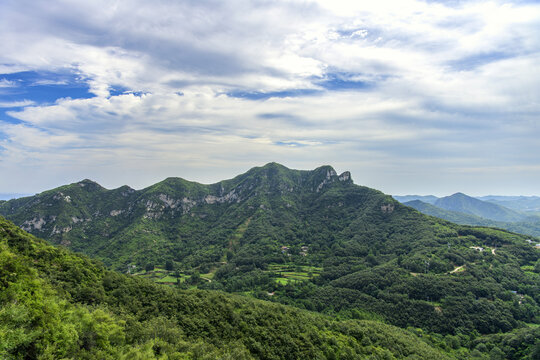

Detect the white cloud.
[
  {"left": 0, "top": 100, "right": 35, "bottom": 108},
  {"left": 0, "top": 79, "right": 17, "bottom": 87},
  {"left": 0, "top": 0, "right": 539, "bottom": 195}
]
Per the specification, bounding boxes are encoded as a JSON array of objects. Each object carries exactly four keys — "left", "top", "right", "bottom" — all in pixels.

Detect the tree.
[{"left": 189, "top": 271, "right": 201, "bottom": 285}]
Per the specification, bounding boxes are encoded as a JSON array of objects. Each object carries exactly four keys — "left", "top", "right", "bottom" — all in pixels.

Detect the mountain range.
[
  {"left": 0, "top": 163, "right": 359, "bottom": 269},
  {"left": 478, "top": 196, "right": 540, "bottom": 212},
  {"left": 1, "top": 163, "right": 539, "bottom": 359},
  {"left": 395, "top": 193, "right": 540, "bottom": 237},
  {"left": 434, "top": 193, "right": 526, "bottom": 222}
]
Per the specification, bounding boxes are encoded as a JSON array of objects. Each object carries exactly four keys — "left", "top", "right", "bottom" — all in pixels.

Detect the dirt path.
[{"left": 450, "top": 265, "right": 465, "bottom": 274}]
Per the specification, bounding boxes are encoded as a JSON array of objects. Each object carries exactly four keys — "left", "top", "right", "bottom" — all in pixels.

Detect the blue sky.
[{"left": 1, "top": 0, "right": 539, "bottom": 197}]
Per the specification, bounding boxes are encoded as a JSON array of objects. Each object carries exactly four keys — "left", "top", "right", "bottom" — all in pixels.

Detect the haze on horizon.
[{"left": 1, "top": 0, "right": 539, "bottom": 197}]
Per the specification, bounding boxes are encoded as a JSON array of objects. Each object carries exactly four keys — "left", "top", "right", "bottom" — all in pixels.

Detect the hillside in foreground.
[{"left": 0, "top": 216, "right": 458, "bottom": 359}]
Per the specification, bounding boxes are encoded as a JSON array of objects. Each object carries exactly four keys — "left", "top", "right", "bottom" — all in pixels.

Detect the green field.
[
  {"left": 133, "top": 265, "right": 217, "bottom": 287},
  {"left": 267, "top": 264, "right": 322, "bottom": 284},
  {"left": 156, "top": 275, "right": 178, "bottom": 283},
  {"left": 133, "top": 263, "right": 322, "bottom": 288}
]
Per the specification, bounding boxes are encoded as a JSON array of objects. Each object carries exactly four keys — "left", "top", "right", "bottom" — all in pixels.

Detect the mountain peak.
[
  {"left": 449, "top": 192, "right": 469, "bottom": 198},
  {"left": 435, "top": 192, "right": 526, "bottom": 222},
  {"left": 261, "top": 162, "right": 289, "bottom": 170},
  {"left": 75, "top": 179, "right": 104, "bottom": 191},
  {"left": 77, "top": 179, "right": 101, "bottom": 187}
]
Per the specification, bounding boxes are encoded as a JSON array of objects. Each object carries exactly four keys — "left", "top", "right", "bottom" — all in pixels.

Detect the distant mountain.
[
  {"left": 403, "top": 200, "right": 495, "bottom": 226},
  {"left": 434, "top": 192, "right": 526, "bottom": 222},
  {"left": 393, "top": 195, "right": 438, "bottom": 204},
  {"left": 405, "top": 199, "right": 540, "bottom": 237},
  {"left": 0, "top": 192, "right": 32, "bottom": 200},
  {"left": 477, "top": 195, "right": 540, "bottom": 213}
]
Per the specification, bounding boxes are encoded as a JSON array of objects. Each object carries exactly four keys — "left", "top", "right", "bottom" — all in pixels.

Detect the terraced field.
[
  {"left": 133, "top": 264, "right": 323, "bottom": 287},
  {"left": 267, "top": 264, "right": 322, "bottom": 284}
]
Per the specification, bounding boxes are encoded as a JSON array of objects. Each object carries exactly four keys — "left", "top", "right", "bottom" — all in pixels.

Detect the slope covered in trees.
[
  {"left": 1, "top": 163, "right": 539, "bottom": 358},
  {"left": 1, "top": 216, "right": 459, "bottom": 359}
]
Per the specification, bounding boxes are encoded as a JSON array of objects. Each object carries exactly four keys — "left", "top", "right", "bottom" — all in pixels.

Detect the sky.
[{"left": 1, "top": 0, "right": 539, "bottom": 198}]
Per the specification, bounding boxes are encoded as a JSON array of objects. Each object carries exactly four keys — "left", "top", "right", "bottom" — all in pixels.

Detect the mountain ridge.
[
  {"left": 0, "top": 163, "right": 538, "bottom": 347},
  {"left": 0, "top": 163, "right": 361, "bottom": 269},
  {"left": 404, "top": 199, "right": 540, "bottom": 238},
  {"left": 434, "top": 192, "right": 527, "bottom": 222}
]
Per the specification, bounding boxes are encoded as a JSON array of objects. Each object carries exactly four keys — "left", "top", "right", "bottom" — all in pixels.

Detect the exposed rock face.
[
  {"left": 181, "top": 198, "right": 197, "bottom": 214},
  {"left": 339, "top": 172, "right": 351, "bottom": 182},
  {"left": 21, "top": 216, "right": 46, "bottom": 231},
  {"left": 53, "top": 192, "right": 72, "bottom": 203},
  {"left": 121, "top": 186, "right": 135, "bottom": 197},
  {"left": 316, "top": 169, "right": 339, "bottom": 192},
  {"left": 51, "top": 225, "right": 72, "bottom": 234},
  {"left": 381, "top": 204, "right": 395, "bottom": 213},
  {"left": 326, "top": 169, "right": 337, "bottom": 179},
  {"left": 143, "top": 200, "right": 162, "bottom": 219},
  {"left": 204, "top": 190, "right": 240, "bottom": 204},
  {"left": 110, "top": 210, "right": 124, "bottom": 217},
  {"left": 159, "top": 194, "right": 180, "bottom": 208}
]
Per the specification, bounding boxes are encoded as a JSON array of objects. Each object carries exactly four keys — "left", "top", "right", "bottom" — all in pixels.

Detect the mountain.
[
  {"left": 403, "top": 200, "right": 496, "bottom": 226},
  {"left": 477, "top": 196, "right": 540, "bottom": 213},
  {"left": 0, "top": 193, "right": 32, "bottom": 201},
  {"left": 434, "top": 192, "right": 527, "bottom": 222},
  {"left": 1, "top": 163, "right": 539, "bottom": 343},
  {"left": 404, "top": 200, "right": 540, "bottom": 238},
  {"left": 393, "top": 195, "right": 439, "bottom": 204},
  {"left": 1, "top": 216, "right": 458, "bottom": 359},
  {"left": 0, "top": 163, "right": 360, "bottom": 269}
]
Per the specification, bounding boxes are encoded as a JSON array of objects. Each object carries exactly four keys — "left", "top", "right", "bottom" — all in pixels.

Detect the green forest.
[
  {"left": 1, "top": 163, "right": 539, "bottom": 359},
  {"left": 2, "top": 216, "right": 461, "bottom": 359}
]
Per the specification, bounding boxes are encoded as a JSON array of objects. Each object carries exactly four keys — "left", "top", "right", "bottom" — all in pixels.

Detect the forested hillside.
[
  {"left": 1, "top": 163, "right": 539, "bottom": 359},
  {"left": 1, "top": 216, "right": 460, "bottom": 359}
]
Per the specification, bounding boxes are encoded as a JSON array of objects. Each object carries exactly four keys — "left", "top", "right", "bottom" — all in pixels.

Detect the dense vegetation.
[
  {"left": 1, "top": 216, "right": 459, "bottom": 359},
  {"left": 1, "top": 163, "right": 539, "bottom": 358}
]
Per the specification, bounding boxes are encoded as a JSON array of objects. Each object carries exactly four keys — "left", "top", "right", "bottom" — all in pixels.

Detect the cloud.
[
  {"left": 0, "top": 79, "right": 17, "bottom": 88},
  {"left": 0, "top": 0, "right": 539, "bottom": 195},
  {"left": 0, "top": 100, "right": 35, "bottom": 108}
]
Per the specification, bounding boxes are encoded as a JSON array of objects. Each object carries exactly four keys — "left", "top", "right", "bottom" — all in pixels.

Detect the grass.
[
  {"left": 134, "top": 268, "right": 187, "bottom": 286},
  {"left": 229, "top": 217, "right": 252, "bottom": 251},
  {"left": 133, "top": 262, "right": 323, "bottom": 288},
  {"left": 156, "top": 275, "right": 178, "bottom": 283},
  {"left": 267, "top": 264, "right": 322, "bottom": 284}
]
